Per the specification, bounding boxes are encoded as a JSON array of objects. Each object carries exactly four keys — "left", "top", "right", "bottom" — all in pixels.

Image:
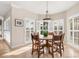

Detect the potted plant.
[{"left": 43, "top": 30, "right": 48, "bottom": 37}]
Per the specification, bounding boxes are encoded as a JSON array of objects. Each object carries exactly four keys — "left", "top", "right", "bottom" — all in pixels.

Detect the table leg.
[{"left": 46, "top": 40, "right": 50, "bottom": 53}]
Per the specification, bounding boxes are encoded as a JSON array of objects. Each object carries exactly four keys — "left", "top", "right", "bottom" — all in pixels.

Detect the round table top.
[{"left": 39, "top": 35, "right": 53, "bottom": 40}]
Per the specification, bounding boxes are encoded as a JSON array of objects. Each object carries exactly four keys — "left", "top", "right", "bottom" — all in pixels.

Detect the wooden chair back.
[
  {"left": 31, "top": 32, "right": 44, "bottom": 58},
  {"left": 48, "top": 32, "right": 53, "bottom": 35},
  {"left": 60, "top": 33, "right": 65, "bottom": 43}
]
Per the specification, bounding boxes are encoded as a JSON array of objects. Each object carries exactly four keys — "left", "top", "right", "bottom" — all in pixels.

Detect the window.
[
  {"left": 53, "top": 19, "right": 64, "bottom": 35},
  {"left": 68, "top": 16, "right": 79, "bottom": 46}
]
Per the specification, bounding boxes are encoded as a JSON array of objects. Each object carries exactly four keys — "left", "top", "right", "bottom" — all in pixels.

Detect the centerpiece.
[{"left": 43, "top": 30, "right": 48, "bottom": 37}]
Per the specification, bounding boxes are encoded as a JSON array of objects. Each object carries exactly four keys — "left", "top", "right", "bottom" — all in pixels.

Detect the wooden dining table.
[
  {"left": 39, "top": 34, "right": 61, "bottom": 53},
  {"left": 40, "top": 35, "right": 52, "bottom": 45},
  {"left": 39, "top": 35, "right": 53, "bottom": 53}
]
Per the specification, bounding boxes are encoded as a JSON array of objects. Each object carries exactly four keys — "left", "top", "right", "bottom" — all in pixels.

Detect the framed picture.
[{"left": 15, "top": 19, "right": 24, "bottom": 27}]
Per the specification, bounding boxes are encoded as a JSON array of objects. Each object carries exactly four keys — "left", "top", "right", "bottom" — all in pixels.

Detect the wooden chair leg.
[
  {"left": 48, "top": 47, "right": 50, "bottom": 53},
  {"left": 37, "top": 47, "right": 40, "bottom": 58},
  {"left": 63, "top": 46, "right": 64, "bottom": 51},
  {"left": 62, "top": 44, "right": 64, "bottom": 51},
  {"left": 32, "top": 50, "right": 33, "bottom": 55},
  {"left": 60, "top": 44, "right": 62, "bottom": 57},
  {"left": 60, "top": 52, "right": 62, "bottom": 57},
  {"left": 52, "top": 47, "right": 54, "bottom": 57},
  {"left": 62, "top": 43, "right": 64, "bottom": 51},
  {"left": 31, "top": 45, "right": 33, "bottom": 54},
  {"left": 43, "top": 47, "right": 44, "bottom": 53},
  {"left": 37, "top": 50, "right": 39, "bottom": 57}
]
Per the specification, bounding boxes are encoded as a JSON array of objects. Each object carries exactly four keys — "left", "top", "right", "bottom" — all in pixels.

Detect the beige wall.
[
  {"left": 4, "top": 8, "right": 12, "bottom": 20},
  {"left": 50, "top": 11, "right": 67, "bottom": 20},
  {"left": 67, "top": 3, "right": 79, "bottom": 18},
  {"left": 11, "top": 7, "right": 38, "bottom": 48},
  {"left": 4, "top": 2, "right": 79, "bottom": 48},
  {"left": 11, "top": 3, "right": 79, "bottom": 48}
]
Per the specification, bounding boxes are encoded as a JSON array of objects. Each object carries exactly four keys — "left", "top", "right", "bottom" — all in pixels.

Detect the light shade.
[{"left": 43, "top": 17, "right": 51, "bottom": 20}]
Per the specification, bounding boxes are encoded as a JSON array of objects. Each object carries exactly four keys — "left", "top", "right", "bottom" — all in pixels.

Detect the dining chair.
[
  {"left": 54, "top": 34, "right": 62, "bottom": 57},
  {"left": 48, "top": 33, "right": 64, "bottom": 57},
  {"left": 31, "top": 33, "right": 38, "bottom": 55},
  {"left": 48, "top": 32, "right": 54, "bottom": 44},
  {"left": 31, "top": 33, "right": 45, "bottom": 58},
  {"left": 53, "top": 33, "right": 65, "bottom": 56},
  {"left": 46, "top": 33, "right": 54, "bottom": 57},
  {"left": 60, "top": 33, "right": 65, "bottom": 51}
]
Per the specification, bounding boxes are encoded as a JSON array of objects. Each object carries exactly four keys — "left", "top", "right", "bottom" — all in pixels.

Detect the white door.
[
  {"left": 68, "top": 16, "right": 79, "bottom": 47},
  {"left": 24, "top": 18, "right": 35, "bottom": 44}
]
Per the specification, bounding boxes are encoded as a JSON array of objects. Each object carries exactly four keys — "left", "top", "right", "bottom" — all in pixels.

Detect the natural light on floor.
[{"left": 2, "top": 44, "right": 32, "bottom": 56}]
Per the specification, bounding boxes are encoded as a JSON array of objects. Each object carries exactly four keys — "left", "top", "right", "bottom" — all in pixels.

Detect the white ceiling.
[
  {"left": 0, "top": 1, "right": 11, "bottom": 16},
  {"left": 0, "top": 1, "right": 78, "bottom": 16},
  {"left": 12, "top": 1, "right": 78, "bottom": 14}
]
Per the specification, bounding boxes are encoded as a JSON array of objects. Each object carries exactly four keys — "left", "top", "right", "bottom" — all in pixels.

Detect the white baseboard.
[
  {"left": 66, "top": 42, "right": 79, "bottom": 49},
  {"left": 3, "top": 39, "right": 11, "bottom": 49},
  {"left": 11, "top": 42, "right": 31, "bottom": 49}
]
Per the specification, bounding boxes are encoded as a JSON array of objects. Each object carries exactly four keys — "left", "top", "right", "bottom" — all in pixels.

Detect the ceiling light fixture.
[{"left": 43, "top": 1, "right": 51, "bottom": 20}]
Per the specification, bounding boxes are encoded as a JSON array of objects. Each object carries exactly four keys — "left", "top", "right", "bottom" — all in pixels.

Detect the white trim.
[
  {"left": 68, "top": 13, "right": 79, "bottom": 19},
  {"left": 67, "top": 42, "right": 79, "bottom": 49},
  {"left": 11, "top": 43, "right": 26, "bottom": 49}
]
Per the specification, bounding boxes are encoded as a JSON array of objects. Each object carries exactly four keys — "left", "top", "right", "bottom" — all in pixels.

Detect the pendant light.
[{"left": 43, "top": 1, "right": 51, "bottom": 20}]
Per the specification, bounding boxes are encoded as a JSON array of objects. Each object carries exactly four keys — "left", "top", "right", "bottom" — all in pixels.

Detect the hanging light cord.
[
  {"left": 46, "top": 1, "right": 48, "bottom": 17},
  {"left": 43, "top": 1, "right": 50, "bottom": 20}
]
